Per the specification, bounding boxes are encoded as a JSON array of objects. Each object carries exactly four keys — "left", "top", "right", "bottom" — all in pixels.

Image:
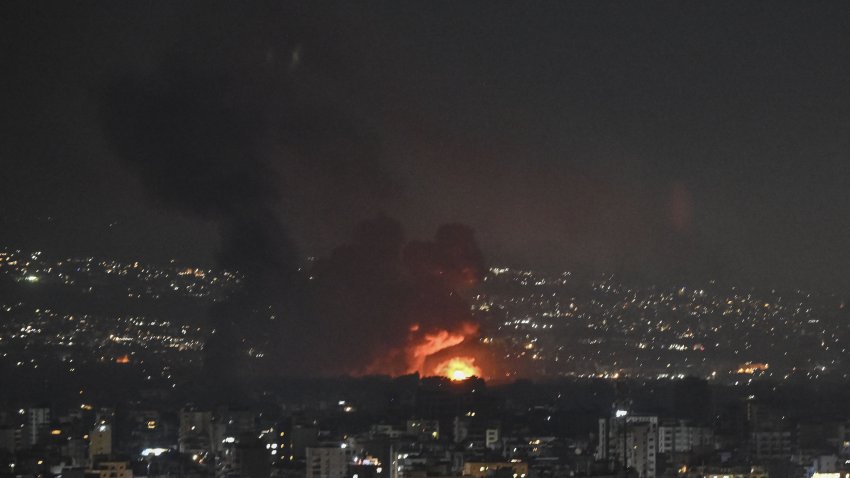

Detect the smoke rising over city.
[
  {"left": 100, "top": 48, "right": 488, "bottom": 377},
  {"left": 8, "top": 5, "right": 850, "bottom": 477},
  {"left": 6, "top": 3, "right": 850, "bottom": 290},
  {"left": 310, "top": 217, "right": 487, "bottom": 376}
]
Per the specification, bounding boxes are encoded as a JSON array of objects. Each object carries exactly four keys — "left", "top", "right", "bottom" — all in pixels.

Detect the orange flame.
[
  {"left": 363, "top": 322, "right": 481, "bottom": 377},
  {"left": 406, "top": 322, "right": 478, "bottom": 374},
  {"left": 434, "top": 356, "right": 481, "bottom": 381}
]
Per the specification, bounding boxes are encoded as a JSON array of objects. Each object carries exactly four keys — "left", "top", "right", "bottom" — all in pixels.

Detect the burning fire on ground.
[
  {"left": 434, "top": 356, "right": 481, "bottom": 381},
  {"left": 398, "top": 322, "right": 483, "bottom": 381},
  {"left": 403, "top": 323, "right": 484, "bottom": 381},
  {"left": 406, "top": 323, "right": 476, "bottom": 373},
  {"left": 318, "top": 219, "right": 490, "bottom": 378}
]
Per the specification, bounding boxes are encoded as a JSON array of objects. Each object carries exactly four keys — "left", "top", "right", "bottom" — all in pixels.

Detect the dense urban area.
[
  {"left": 2, "top": 248, "right": 848, "bottom": 383},
  {"left": 2, "top": 248, "right": 850, "bottom": 478}
]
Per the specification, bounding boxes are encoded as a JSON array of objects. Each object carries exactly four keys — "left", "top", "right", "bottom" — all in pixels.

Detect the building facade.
[{"left": 597, "top": 414, "right": 658, "bottom": 478}]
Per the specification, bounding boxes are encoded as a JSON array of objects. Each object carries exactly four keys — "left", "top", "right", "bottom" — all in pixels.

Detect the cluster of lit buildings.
[
  {"left": 4, "top": 247, "right": 849, "bottom": 386},
  {"left": 4, "top": 374, "right": 850, "bottom": 478},
  {"left": 474, "top": 267, "right": 849, "bottom": 381},
  {"left": 4, "top": 249, "right": 850, "bottom": 478},
  {"left": 0, "top": 248, "right": 226, "bottom": 383},
  {"left": 0, "top": 248, "right": 239, "bottom": 300},
  {"left": 0, "top": 378, "right": 555, "bottom": 478}
]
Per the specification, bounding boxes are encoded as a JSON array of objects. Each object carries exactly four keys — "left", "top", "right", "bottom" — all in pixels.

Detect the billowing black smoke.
[
  {"left": 99, "top": 44, "right": 388, "bottom": 373},
  {"left": 308, "top": 216, "right": 486, "bottom": 375},
  {"left": 101, "top": 52, "right": 487, "bottom": 378}
]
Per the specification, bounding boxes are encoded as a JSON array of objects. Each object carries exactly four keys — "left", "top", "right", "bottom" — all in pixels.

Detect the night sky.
[{"left": 3, "top": 2, "right": 850, "bottom": 291}]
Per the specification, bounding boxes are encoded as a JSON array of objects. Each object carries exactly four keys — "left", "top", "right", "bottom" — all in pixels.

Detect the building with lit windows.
[
  {"left": 306, "top": 446, "right": 348, "bottom": 478},
  {"left": 86, "top": 461, "right": 133, "bottom": 478},
  {"left": 679, "top": 465, "right": 767, "bottom": 478},
  {"left": 597, "top": 412, "right": 658, "bottom": 478},
  {"left": 811, "top": 473, "right": 850, "bottom": 478},
  {"left": 461, "top": 461, "right": 528, "bottom": 478},
  {"left": 27, "top": 407, "right": 50, "bottom": 446},
  {"left": 88, "top": 421, "right": 112, "bottom": 464},
  {"left": 658, "top": 419, "right": 714, "bottom": 453}
]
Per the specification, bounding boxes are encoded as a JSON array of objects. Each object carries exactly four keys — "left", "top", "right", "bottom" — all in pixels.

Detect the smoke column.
[
  {"left": 308, "top": 216, "right": 486, "bottom": 376},
  {"left": 101, "top": 46, "right": 487, "bottom": 378}
]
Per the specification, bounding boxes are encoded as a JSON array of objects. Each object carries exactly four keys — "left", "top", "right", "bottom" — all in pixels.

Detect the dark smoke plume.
[
  {"left": 101, "top": 69, "right": 302, "bottom": 376},
  {"left": 100, "top": 50, "right": 487, "bottom": 377},
  {"left": 100, "top": 44, "right": 389, "bottom": 374},
  {"left": 308, "top": 216, "right": 486, "bottom": 375}
]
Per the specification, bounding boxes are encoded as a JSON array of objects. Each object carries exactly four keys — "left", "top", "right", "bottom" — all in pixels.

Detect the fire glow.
[
  {"left": 401, "top": 322, "right": 484, "bottom": 380},
  {"left": 434, "top": 356, "right": 481, "bottom": 381},
  {"left": 406, "top": 325, "right": 474, "bottom": 374},
  {"left": 394, "top": 322, "right": 482, "bottom": 381}
]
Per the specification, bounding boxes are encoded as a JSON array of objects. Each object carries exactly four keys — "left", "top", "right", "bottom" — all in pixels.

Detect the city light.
[{"left": 141, "top": 448, "right": 169, "bottom": 457}]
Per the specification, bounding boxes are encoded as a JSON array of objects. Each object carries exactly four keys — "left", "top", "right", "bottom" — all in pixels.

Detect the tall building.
[
  {"left": 89, "top": 421, "right": 112, "bottom": 464},
  {"left": 0, "top": 427, "right": 23, "bottom": 452},
  {"left": 63, "top": 437, "right": 88, "bottom": 467},
  {"left": 233, "top": 441, "right": 271, "bottom": 478},
  {"left": 746, "top": 398, "right": 797, "bottom": 459},
  {"left": 306, "top": 446, "right": 348, "bottom": 478},
  {"left": 28, "top": 407, "right": 50, "bottom": 446},
  {"left": 597, "top": 412, "right": 658, "bottom": 478},
  {"left": 658, "top": 419, "right": 714, "bottom": 453},
  {"left": 751, "top": 430, "right": 794, "bottom": 459},
  {"left": 179, "top": 406, "right": 214, "bottom": 455},
  {"left": 289, "top": 425, "right": 319, "bottom": 459}
]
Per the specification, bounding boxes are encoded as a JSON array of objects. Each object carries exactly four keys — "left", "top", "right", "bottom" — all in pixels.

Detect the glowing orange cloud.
[
  {"left": 361, "top": 322, "right": 481, "bottom": 377},
  {"left": 406, "top": 322, "right": 478, "bottom": 374}
]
